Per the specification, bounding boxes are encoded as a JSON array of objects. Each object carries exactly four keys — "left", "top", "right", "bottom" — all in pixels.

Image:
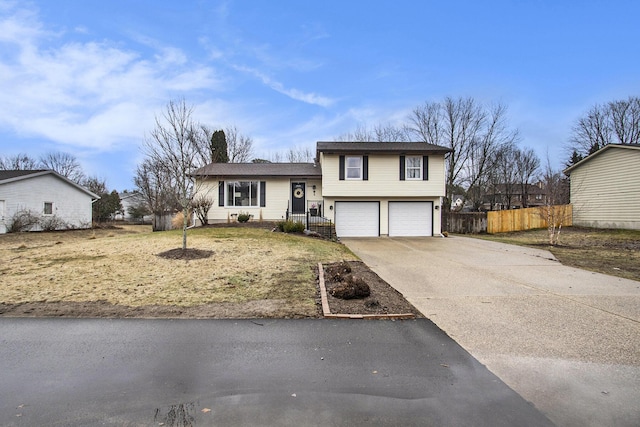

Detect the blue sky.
[{"left": 1, "top": 0, "right": 638, "bottom": 190}]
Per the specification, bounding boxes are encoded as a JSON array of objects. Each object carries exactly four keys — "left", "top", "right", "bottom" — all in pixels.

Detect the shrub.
[
  {"left": 276, "top": 220, "right": 305, "bottom": 233},
  {"left": 237, "top": 212, "right": 251, "bottom": 223},
  {"left": 40, "top": 216, "right": 68, "bottom": 231},
  {"left": 8, "top": 209, "right": 40, "bottom": 233}
]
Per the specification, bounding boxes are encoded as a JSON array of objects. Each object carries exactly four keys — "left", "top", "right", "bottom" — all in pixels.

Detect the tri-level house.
[{"left": 192, "top": 141, "right": 451, "bottom": 237}]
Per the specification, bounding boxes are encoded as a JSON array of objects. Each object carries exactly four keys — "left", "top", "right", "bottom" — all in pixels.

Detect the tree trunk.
[{"left": 182, "top": 206, "right": 188, "bottom": 250}]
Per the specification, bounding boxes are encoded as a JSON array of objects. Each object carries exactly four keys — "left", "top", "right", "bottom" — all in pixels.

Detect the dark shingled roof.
[
  {"left": 192, "top": 162, "right": 321, "bottom": 178},
  {"left": 0, "top": 170, "right": 48, "bottom": 181},
  {"left": 316, "top": 141, "right": 451, "bottom": 154},
  {"left": 0, "top": 169, "right": 100, "bottom": 199}
]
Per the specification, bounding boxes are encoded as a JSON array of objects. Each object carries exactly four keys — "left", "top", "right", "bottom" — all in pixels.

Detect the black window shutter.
[
  {"left": 339, "top": 155, "right": 345, "bottom": 180},
  {"left": 260, "top": 181, "right": 266, "bottom": 207},
  {"left": 218, "top": 181, "right": 224, "bottom": 206},
  {"left": 399, "top": 156, "right": 406, "bottom": 180},
  {"left": 423, "top": 156, "right": 429, "bottom": 180},
  {"left": 363, "top": 156, "right": 369, "bottom": 181}
]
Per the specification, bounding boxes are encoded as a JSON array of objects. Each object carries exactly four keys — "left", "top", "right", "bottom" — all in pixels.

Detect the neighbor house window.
[
  {"left": 43, "top": 202, "right": 53, "bottom": 215},
  {"left": 346, "top": 156, "right": 362, "bottom": 179},
  {"left": 405, "top": 156, "right": 422, "bottom": 180},
  {"left": 226, "top": 181, "right": 259, "bottom": 207}
]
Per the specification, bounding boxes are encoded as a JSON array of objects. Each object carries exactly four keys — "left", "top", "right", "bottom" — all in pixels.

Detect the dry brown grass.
[
  {"left": 0, "top": 225, "right": 357, "bottom": 312},
  {"left": 470, "top": 227, "right": 640, "bottom": 281}
]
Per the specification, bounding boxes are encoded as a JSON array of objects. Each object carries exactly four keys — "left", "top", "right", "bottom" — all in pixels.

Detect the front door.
[{"left": 291, "top": 182, "right": 306, "bottom": 214}]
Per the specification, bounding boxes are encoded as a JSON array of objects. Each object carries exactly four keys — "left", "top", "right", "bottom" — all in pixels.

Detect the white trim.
[
  {"left": 345, "top": 156, "right": 363, "bottom": 180},
  {"left": 405, "top": 156, "right": 422, "bottom": 180},
  {"left": 225, "top": 180, "right": 260, "bottom": 208}
]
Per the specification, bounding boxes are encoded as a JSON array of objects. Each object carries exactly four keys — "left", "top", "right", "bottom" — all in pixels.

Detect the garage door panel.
[
  {"left": 335, "top": 202, "right": 379, "bottom": 237},
  {"left": 389, "top": 202, "right": 432, "bottom": 237}
]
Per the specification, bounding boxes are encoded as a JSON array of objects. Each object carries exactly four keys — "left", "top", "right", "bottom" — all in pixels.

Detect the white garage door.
[
  {"left": 389, "top": 202, "right": 433, "bottom": 237},
  {"left": 335, "top": 202, "right": 379, "bottom": 237}
]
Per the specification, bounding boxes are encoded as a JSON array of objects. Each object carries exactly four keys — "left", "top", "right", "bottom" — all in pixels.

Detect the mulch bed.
[
  {"left": 319, "top": 261, "right": 423, "bottom": 317},
  {"left": 157, "top": 248, "right": 215, "bottom": 260}
]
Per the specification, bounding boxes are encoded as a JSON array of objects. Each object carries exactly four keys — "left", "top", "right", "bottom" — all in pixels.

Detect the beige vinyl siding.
[
  {"left": 570, "top": 147, "right": 640, "bottom": 229},
  {"left": 320, "top": 153, "right": 446, "bottom": 197},
  {"left": 196, "top": 177, "right": 323, "bottom": 223}
]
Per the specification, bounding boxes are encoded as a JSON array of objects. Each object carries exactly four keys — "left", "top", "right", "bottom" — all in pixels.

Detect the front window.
[
  {"left": 346, "top": 156, "right": 362, "bottom": 179},
  {"left": 406, "top": 156, "right": 422, "bottom": 179},
  {"left": 227, "top": 181, "right": 259, "bottom": 207},
  {"left": 43, "top": 202, "right": 53, "bottom": 215}
]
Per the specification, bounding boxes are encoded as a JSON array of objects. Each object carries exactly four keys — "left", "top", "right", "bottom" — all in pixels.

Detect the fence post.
[{"left": 306, "top": 211, "right": 309, "bottom": 230}]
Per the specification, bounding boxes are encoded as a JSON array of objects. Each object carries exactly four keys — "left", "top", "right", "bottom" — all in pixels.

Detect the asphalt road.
[{"left": 0, "top": 318, "right": 553, "bottom": 426}]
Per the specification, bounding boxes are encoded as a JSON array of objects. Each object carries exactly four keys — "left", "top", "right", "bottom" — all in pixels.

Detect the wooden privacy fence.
[
  {"left": 487, "top": 204, "right": 573, "bottom": 234},
  {"left": 447, "top": 212, "right": 488, "bottom": 234}
]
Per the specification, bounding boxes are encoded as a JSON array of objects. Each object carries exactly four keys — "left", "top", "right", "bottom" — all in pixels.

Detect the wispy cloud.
[
  {"left": 0, "top": 3, "right": 221, "bottom": 150},
  {"left": 232, "top": 64, "right": 334, "bottom": 107}
]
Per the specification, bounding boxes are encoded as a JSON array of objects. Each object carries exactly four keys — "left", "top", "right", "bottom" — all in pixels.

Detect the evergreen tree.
[{"left": 210, "top": 130, "right": 229, "bottom": 163}]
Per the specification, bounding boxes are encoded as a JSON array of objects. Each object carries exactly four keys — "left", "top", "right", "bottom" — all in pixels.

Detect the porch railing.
[{"left": 285, "top": 209, "right": 334, "bottom": 239}]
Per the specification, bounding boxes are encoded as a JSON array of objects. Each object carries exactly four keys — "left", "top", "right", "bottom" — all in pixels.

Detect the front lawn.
[
  {"left": 469, "top": 227, "right": 640, "bottom": 282},
  {"left": 0, "top": 225, "right": 357, "bottom": 317}
]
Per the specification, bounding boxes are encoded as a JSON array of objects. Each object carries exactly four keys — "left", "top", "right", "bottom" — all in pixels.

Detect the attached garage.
[
  {"left": 335, "top": 202, "right": 379, "bottom": 237},
  {"left": 388, "top": 202, "right": 433, "bottom": 237}
]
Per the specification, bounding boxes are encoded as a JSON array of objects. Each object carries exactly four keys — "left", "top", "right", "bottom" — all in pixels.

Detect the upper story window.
[
  {"left": 400, "top": 155, "right": 428, "bottom": 181},
  {"left": 405, "top": 156, "right": 422, "bottom": 180},
  {"left": 346, "top": 156, "right": 362, "bottom": 179},
  {"left": 43, "top": 202, "right": 53, "bottom": 215},
  {"left": 339, "top": 155, "right": 368, "bottom": 181}
]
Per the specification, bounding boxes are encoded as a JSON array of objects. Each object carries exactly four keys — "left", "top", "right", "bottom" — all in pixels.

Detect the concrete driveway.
[{"left": 343, "top": 236, "right": 640, "bottom": 427}]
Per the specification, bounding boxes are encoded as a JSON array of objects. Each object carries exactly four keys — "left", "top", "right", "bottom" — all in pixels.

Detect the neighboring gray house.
[
  {"left": 0, "top": 170, "right": 99, "bottom": 234},
  {"left": 564, "top": 144, "right": 640, "bottom": 230}
]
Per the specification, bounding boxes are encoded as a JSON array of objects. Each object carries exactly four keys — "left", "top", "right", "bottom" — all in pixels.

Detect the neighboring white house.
[
  {"left": 115, "top": 191, "right": 152, "bottom": 223},
  {"left": 193, "top": 141, "right": 451, "bottom": 237},
  {"left": 564, "top": 144, "right": 640, "bottom": 230},
  {"left": 0, "top": 170, "right": 99, "bottom": 234}
]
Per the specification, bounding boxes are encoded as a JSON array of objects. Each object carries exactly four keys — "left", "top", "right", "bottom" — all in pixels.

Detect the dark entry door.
[{"left": 291, "top": 182, "right": 306, "bottom": 213}]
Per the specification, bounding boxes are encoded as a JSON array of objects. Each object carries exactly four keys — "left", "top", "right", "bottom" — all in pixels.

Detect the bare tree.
[
  {"left": 0, "top": 153, "right": 38, "bottom": 170},
  {"left": 568, "top": 96, "right": 640, "bottom": 164},
  {"left": 134, "top": 157, "right": 179, "bottom": 230},
  {"left": 408, "top": 102, "right": 442, "bottom": 145},
  {"left": 266, "top": 145, "right": 314, "bottom": 163},
  {"left": 39, "top": 152, "right": 86, "bottom": 184},
  {"left": 538, "top": 158, "right": 571, "bottom": 245},
  {"left": 286, "top": 145, "right": 314, "bottom": 162},
  {"left": 335, "top": 123, "right": 372, "bottom": 142},
  {"left": 225, "top": 125, "right": 254, "bottom": 163},
  {"left": 482, "top": 143, "right": 518, "bottom": 210},
  {"left": 514, "top": 147, "right": 540, "bottom": 208},
  {"left": 408, "top": 97, "right": 519, "bottom": 214},
  {"left": 336, "top": 122, "right": 410, "bottom": 142},
  {"left": 142, "top": 99, "right": 210, "bottom": 248}
]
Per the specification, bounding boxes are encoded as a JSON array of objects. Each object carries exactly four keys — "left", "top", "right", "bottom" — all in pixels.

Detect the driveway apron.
[{"left": 342, "top": 236, "right": 640, "bottom": 427}]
